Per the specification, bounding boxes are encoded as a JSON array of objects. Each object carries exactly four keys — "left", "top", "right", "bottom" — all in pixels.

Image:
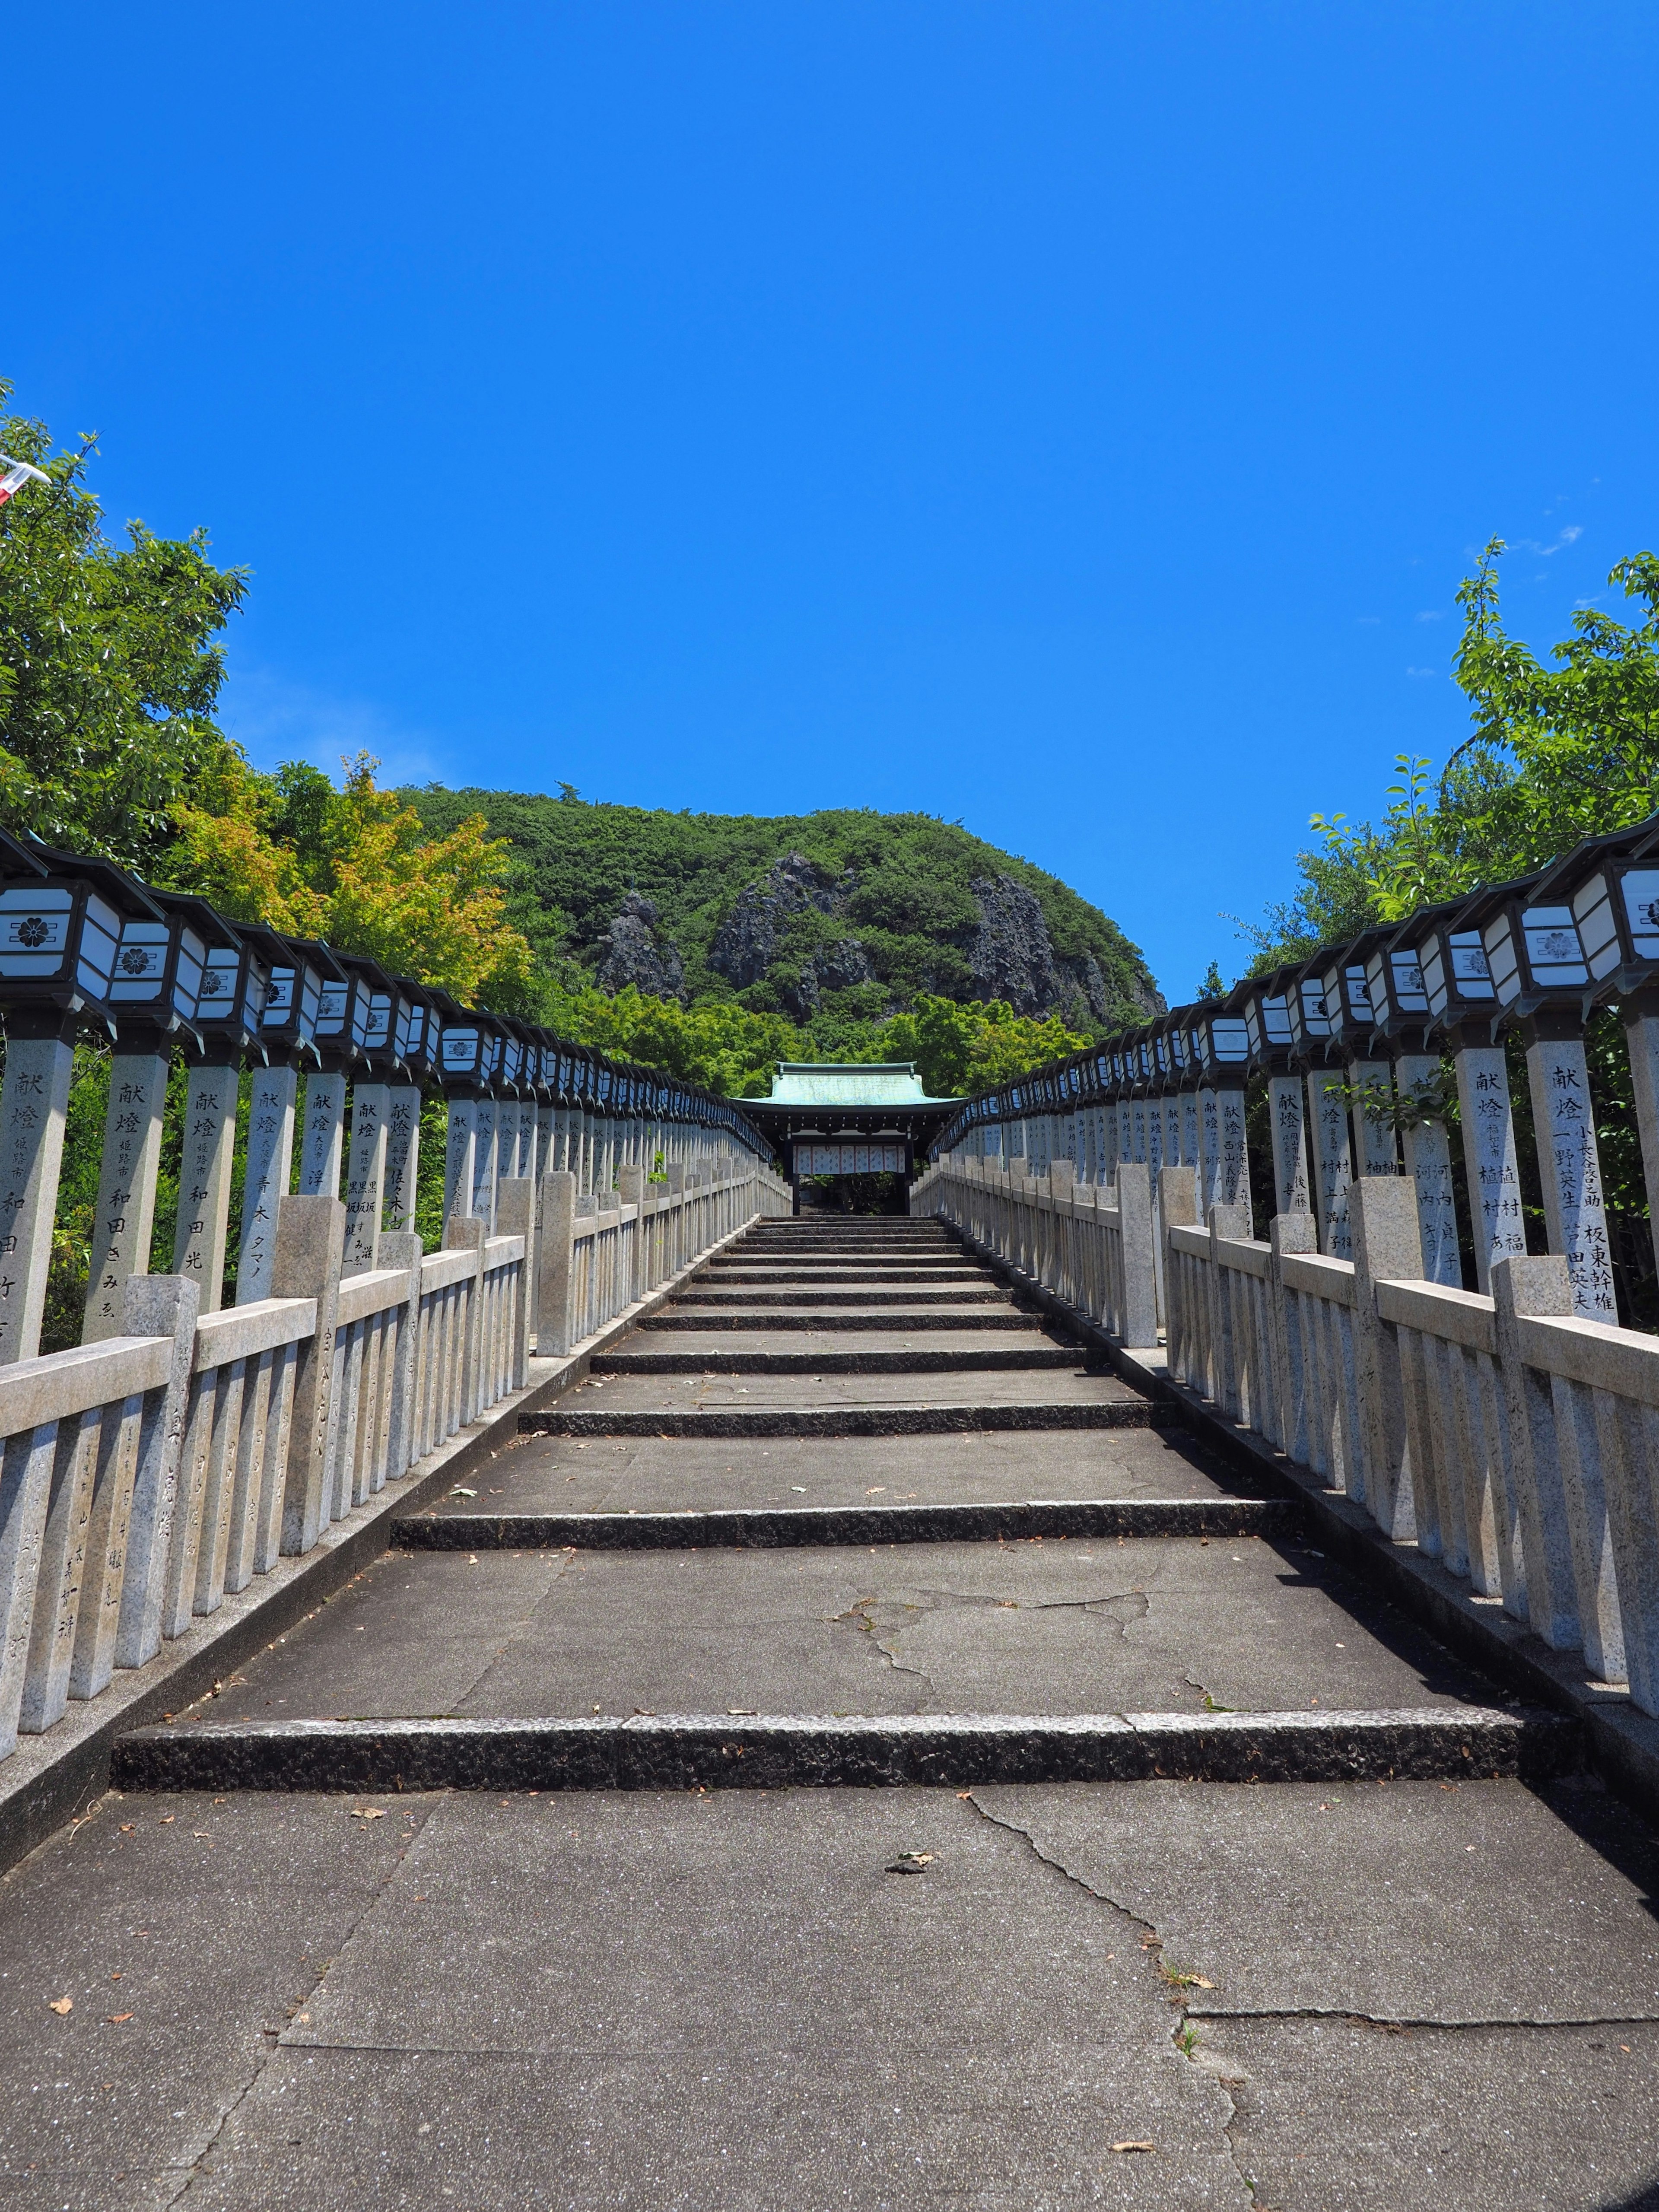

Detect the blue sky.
[{"left": 8, "top": 4, "right": 1658, "bottom": 1001}]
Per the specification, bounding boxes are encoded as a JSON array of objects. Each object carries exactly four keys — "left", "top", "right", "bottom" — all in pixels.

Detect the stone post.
[
  {"left": 1451, "top": 1042, "right": 1527, "bottom": 1294},
  {"left": 1267, "top": 1073, "right": 1311, "bottom": 1221},
  {"left": 1215, "top": 1084, "right": 1252, "bottom": 1230},
  {"left": 495, "top": 1177, "right": 534, "bottom": 1390},
  {"left": 298, "top": 1070, "right": 347, "bottom": 1198},
  {"left": 237, "top": 1063, "right": 299, "bottom": 1304},
  {"left": 618, "top": 1161, "right": 645, "bottom": 1306},
  {"left": 1116, "top": 1159, "right": 1158, "bottom": 1350},
  {"left": 445, "top": 1212, "right": 488, "bottom": 1426},
  {"left": 1344, "top": 1058, "right": 1399, "bottom": 1177},
  {"left": 377, "top": 1228, "right": 424, "bottom": 1481},
  {"left": 1490, "top": 1253, "right": 1580, "bottom": 1647},
  {"left": 1524, "top": 1021, "right": 1618, "bottom": 1322},
  {"left": 471, "top": 1096, "right": 499, "bottom": 1227},
  {"left": 1348, "top": 1173, "right": 1424, "bottom": 1543},
  {"left": 342, "top": 1081, "right": 391, "bottom": 1277},
  {"left": 170, "top": 1058, "right": 240, "bottom": 1313},
  {"left": 1305, "top": 1067, "right": 1355, "bottom": 1259},
  {"left": 1395, "top": 1052, "right": 1460, "bottom": 1287},
  {"left": 1263, "top": 1209, "right": 1319, "bottom": 1465},
  {"left": 0, "top": 1417, "right": 59, "bottom": 1757},
  {"left": 112, "top": 1272, "right": 200, "bottom": 1669},
  {"left": 384, "top": 1084, "right": 423, "bottom": 1232},
  {"left": 444, "top": 1097, "right": 479, "bottom": 1228},
  {"left": 274, "top": 1192, "right": 347, "bottom": 1556},
  {"left": 0, "top": 1028, "right": 76, "bottom": 1366},
  {"left": 82, "top": 1046, "right": 172, "bottom": 1343}
]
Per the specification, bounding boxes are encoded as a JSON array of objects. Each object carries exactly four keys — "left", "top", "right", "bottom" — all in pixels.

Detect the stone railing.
[
  {"left": 535, "top": 1159, "right": 791, "bottom": 1357},
  {"left": 912, "top": 1151, "right": 1659, "bottom": 1722},
  {"left": 0, "top": 1157, "right": 790, "bottom": 1767}
]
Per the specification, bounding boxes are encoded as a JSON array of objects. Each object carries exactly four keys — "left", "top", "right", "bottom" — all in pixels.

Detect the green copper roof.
[{"left": 761, "top": 1062, "right": 960, "bottom": 1107}]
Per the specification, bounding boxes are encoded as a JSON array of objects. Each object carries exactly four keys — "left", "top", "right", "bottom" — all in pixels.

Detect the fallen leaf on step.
[
  {"left": 885, "top": 1852, "right": 935, "bottom": 1873},
  {"left": 1112, "top": 2141, "right": 1155, "bottom": 2155},
  {"left": 48, "top": 1996, "right": 73, "bottom": 2015},
  {"left": 349, "top": 1808, "right": 387, "bottom": 1822},
  {"left": 105, "top": 2013, "right": 133, "bottom": 2024},
  {"left": 448, "top": 1485, "right": 478, "bottom": 1498}
]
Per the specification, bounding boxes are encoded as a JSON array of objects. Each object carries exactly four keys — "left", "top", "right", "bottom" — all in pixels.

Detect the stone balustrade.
[{"left": 0, "top": 835, "right": 791, "bottom": 1765}]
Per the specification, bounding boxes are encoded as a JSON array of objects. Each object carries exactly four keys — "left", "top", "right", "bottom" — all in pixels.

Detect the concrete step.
[
  {"left": 442, "top": 1426, "right": 1244, "bottom": 1515},
  {"left": 521, "top": 1402, "right": 1171, "bottom": 1436},
  {"left": 590, "top": 1343, "right": 1084, "bottom": 1374},
  {"left": 699, "top": 1274, "right": 986, "bottom": 1292},
  {"left": 23, "top": 1776, "right": 1658, "bottom": 2208},
  {"left": 168, "top": 1531, "right": 1506, "bottom": 1738},
  {"left": 672, "top": 1286, "right": 1010, "bottom": 1306},
  {"left": 640, "top": 1309, "right": 1036, "bottom": 1332},
  {"left": 114, "top": 1707, "right": 1577, "bottom": 1794},
  {"left": 394, "top": 1497, "right": 1302, "bottom": 1550}
]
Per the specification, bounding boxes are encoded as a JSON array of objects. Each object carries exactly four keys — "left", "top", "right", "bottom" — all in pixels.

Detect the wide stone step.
[
  {"left": 674, "top": 1286, "right": 1008, "bottom": 1306},
  {"left": 640, "top": 1309, "right": 1035, "bottom": 1332},
  {"left": 114, "top": 1707, "right": 1577, "bottom": 1793},
  {"left": 703, "top": 1274, "right": 986, "bottom": 1292},
  {"left": 590, "top": 1343, "right": 1083, "bottom": 1374},
  {"left": 394, "top": 1497, "right": 1301, "bottom": 1550},
  {"left": 522, "top": 1402, "right": 1170, "bottom": 1435}
]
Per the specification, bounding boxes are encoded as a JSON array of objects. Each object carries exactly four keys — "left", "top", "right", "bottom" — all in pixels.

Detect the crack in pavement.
[
  {"left": 438, "top": 1548, "right": 583, "bottom": 1716},
  {"left": 162, "top": 1797, "right": 447, "bottom": 2205},
  {"left": 963, "top": 1792, "right": 1257, "bottom": 2206}
]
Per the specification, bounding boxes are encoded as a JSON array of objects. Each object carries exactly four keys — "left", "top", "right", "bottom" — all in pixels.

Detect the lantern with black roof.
[
  {"left": 1563, "top": 814, "right": 1659, "bottom": 1234},
  {"left": 330, "top": 955, "right": 401, "bottom": 1274},
  {"left": 1375, "top": 890, "right": 1519, "bottom": 1298},
  {"left": 79, "top": 883, "right": 216, "bottom": 1343},
  {"left": 1279, "top": 958, "right": 1355, "bottom": 1255},
  {"left": 1186, "top": 998, "right": 1249, "bottom": 1223},
  {"left": 1312, "top": 928, "right": 1394, "bottom": 1164},
  {"left": 1483, "top": 837, "right": 1648, "bottom": 1320},
  {"left": 0, "top": 834, "right": 137, "bottom": 1040},
  {"left": 0, "top": 839, "right": 161, "bottom": 1364},
  {"left": 1241, "top": 970, "right": 1312, "bottom": 1222},
  {"left": 283, "top": 941, "right": 365, "bottom": 1209}
]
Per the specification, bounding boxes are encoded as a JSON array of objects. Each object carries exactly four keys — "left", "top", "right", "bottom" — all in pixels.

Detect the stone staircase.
[{"left": 9, "top": 1218, "right": 1659, "bottom": 2208}]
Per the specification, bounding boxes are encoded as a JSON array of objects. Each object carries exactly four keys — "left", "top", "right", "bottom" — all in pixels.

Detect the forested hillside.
[{"left": 398, "top": 790, "right": 1162, "bottom": 1039}]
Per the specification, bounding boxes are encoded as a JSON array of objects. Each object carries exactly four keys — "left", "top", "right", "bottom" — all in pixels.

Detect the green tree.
[
  {"left": 0, "top": 385, "right": 248, "bottom": 866},
  {"left": 1246, "top": 542, "right": 1659, "bottom": 973}
]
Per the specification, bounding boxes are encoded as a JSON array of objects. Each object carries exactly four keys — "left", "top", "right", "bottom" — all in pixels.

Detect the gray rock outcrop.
[
  {"left": 963, "top": 876, "right": 1065, "bottom": 1016},
  {"left": 781, "top": 938, "right": 876, "bottom": 1020},
  {"left": 593, "top": 892, "right": 686, "bottom": 1001},
  {"left": 709, "top": 854, "right": 844, "bottom": 987}
]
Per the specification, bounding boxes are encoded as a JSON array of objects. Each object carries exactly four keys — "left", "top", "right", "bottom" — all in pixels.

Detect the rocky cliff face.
[
  {"left": 960, "top": 877, "right": 1161, "bottom": 1024},
  {"left": 592, "top": 892, "right": 686, "bottom": 1000},
  {"left": 782, "top": 937, "right": 875, "bottom": 1020},
  {"left": 709, "top": 854, "right": 849, "bottom": 987}
]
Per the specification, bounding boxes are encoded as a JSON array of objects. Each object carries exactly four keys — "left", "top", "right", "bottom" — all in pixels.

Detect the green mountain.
[{"left": 400, "top": 790, "right": 1163, "bottom": 1035}]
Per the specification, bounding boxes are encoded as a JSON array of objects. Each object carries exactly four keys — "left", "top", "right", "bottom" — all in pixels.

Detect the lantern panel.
[
  {"left": 442, "top": 1025, "right": 482, "bottom": 1078},
  {"left": 0, "top": 886, "right": 76, "bottom": 979},
  {"left": 1620, "top": 870, "right": 1659, "bottom": 960}
]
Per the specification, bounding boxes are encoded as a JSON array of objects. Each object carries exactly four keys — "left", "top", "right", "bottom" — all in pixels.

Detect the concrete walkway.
[{"left": 5, "top": 1218, "right": 1659, "bottom": 2208}]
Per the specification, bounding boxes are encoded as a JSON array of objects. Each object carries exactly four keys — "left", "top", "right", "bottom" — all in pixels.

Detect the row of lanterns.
[
  {"left": 934, "top": 813, "right": 1659, "bottom": 1322},
  {"left": 0, "top": 830, "right": 770, "bottom": 1147}
]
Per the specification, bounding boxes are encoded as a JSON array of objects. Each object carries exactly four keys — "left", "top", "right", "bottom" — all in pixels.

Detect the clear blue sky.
[{"left": 9, "top": 5, "right": 1658, "bottom": 1002}]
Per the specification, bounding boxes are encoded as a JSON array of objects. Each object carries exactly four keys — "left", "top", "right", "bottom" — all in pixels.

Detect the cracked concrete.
[
  {"left": 22, "top": 1217, "right": 1659, "bottom": 2205},
  {"left": 188, "top": 1535, "right": 1497, "bottom": 1725}
]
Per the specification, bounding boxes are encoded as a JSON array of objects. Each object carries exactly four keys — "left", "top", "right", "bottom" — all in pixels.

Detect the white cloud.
[
  {"left": 1357, "top": 615, "right": 1381, "bottom": 625},
  {"left": 219, "top": 664, "right": 452, "bottom": 789},
  {"left": 1415, "top": 610, "right": 1444, "bottom": 622},
  {"left": 1405, "top": 666, "right": 1437, "bottom": 679},
  {"left": 1515, "top": 525, "right": 1583, "bottom": 557}
]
